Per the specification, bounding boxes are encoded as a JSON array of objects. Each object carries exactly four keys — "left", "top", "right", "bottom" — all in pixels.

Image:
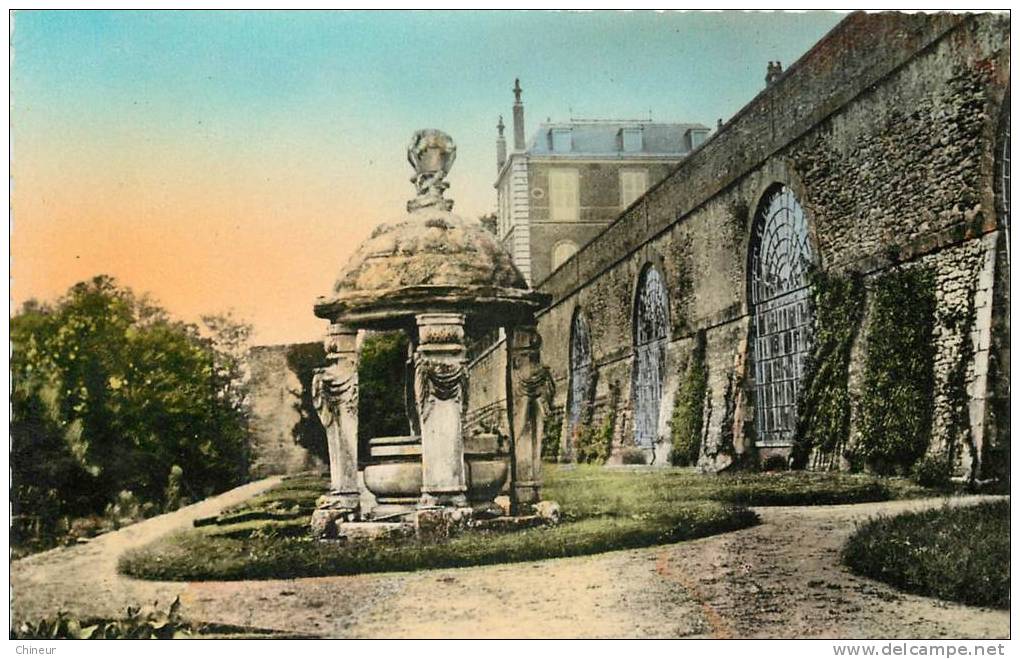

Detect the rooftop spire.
[
  {"left": 496, "top": 116, "right": 507, "bottom": 171},
  {"left": 512, "top": 79, "right": 526, "bottom": 151}
]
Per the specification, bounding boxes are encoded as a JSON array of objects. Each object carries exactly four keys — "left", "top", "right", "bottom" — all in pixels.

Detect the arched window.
[
  {"left": 632, "top": 265, "right": 669, "bottom": 449},
  {"left": 551, "top": 240, "right": 579, "bottom": 272},
  {"left": 749, "top": 185, "right": 816, "bottom": 446},
  {"left": 568, "top": 309, "right": 593, "bottom": 443}
]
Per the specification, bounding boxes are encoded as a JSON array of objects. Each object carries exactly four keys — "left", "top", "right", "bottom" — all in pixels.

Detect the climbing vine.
[
  {"left": 575, "top": 382, "right": 619, "bottom": 464},
  {"left": 853, "top": 267, "right": 937, "bottom": 475},
  {"left": 670, "top": 331, "right": 708, "bottom": 466},
  {"left": 928, "top": 282, "right": 977, "bottom": 485},
  {"left": 792, "top": 268, "right": 866, "bottom": 470},
  {"left": 541, "top": 410, "right": 563, "bottom": 462}
]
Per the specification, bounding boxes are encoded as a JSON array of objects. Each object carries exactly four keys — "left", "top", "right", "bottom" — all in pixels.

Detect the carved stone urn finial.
[{"left": 407, "top": 129, "right": 457, "bottom": 212}]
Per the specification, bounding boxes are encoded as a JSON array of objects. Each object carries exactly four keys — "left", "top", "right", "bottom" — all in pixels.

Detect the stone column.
[
  {"left": 413, "top": 313, "right": 469, "bottom": 508},
  {"left": 312, "top": 323, "right": 361, "bottom": 520},
  {"left": 507, "top": 322, "right": 552, "bottom": 510}
]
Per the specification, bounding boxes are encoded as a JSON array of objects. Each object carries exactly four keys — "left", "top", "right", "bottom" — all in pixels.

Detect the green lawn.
[
  {"left": 842, "top": 500, "right": 1009, "bottom": 609},
  {"left": 118, "top": 465, "right": 933, "bottom": 581}
]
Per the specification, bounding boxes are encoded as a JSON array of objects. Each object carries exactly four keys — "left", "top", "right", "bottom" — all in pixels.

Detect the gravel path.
[
  {"left": 11, "top": 476, "right": 282, "bottom": 624},
  {"left": 11, "top": 490, "right": 1008, "bottom": 639}
]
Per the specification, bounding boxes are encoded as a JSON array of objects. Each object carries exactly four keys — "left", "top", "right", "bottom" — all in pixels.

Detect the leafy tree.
[
  {"left": 11, "top": 276, "right": 253, "bottom": 548},
  {"left": 357, "top": 332, "right": 411, "bottom": 448}
]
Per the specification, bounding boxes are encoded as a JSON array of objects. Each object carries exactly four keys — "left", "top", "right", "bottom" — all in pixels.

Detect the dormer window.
[
  {"left": 685, "top": 127, "right": 710, "bottom": 151},
  {"left": 621, "top": 127, "right": 643, "bottom": 152},
  {"left": 550, "top": 127, "right": 573, "bottom": 153}
]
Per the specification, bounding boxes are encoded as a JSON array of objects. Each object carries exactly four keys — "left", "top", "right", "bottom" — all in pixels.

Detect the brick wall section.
[{"left": 465, "top": 13, "right": 1010, "bottom": 476}]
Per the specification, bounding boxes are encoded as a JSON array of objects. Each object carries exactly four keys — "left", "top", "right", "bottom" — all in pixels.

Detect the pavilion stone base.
[{"left": 314, "top": 500, "right": 562, "bottom": 542}]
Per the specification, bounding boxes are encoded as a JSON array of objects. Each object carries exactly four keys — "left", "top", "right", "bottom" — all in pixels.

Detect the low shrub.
[
  {"left": 911, "top": 453, "right": 954, "bottom": 489},
  {"left": 575, "top": 415, "right": 613, "bottom": 464},
  {"left": 541, "top": 413, "right": 563, "bottom": 462},
  {"left": 619, "top": 448, "right": 647, "bottom": 465},
  {"left": 12, "top": 598, "right": 189, "bottom": 640},
  {"left": 842, "top": 500, "right": 1009, "bottom": 609},
  {"left": 760, "top": 454, "right": 790, "bottom": 472}
]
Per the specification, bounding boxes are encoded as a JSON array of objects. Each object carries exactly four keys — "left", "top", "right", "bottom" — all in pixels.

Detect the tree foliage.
[
  {"left": 11, "top": 276, "right": 252, "bottom": 548},
  {"left": 286, "top": 331, "right": 409, "bottom": 465},
  {"left": 357, "top": 332, "right": 412, "bottom": 445}
]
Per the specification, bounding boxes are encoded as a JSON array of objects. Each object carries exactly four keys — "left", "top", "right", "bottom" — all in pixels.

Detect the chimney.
[
  {"left": 496, "top": 115, "right": 507, "bottom": 171},
  {"left": 765, "top": 61, "right": 783, "bottom": 86},
  {"left": 512, "top": 78, "right": 526, "bottom": 151}
]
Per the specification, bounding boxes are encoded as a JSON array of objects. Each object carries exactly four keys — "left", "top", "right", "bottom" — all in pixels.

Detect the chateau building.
[{"left": 495, "top": 80, "right": 711, "bottom": 284}]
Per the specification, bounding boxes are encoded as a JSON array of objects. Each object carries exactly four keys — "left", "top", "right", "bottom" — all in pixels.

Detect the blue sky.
[{"left": 12, "top": 10, "right": 845, "bottom": 343}]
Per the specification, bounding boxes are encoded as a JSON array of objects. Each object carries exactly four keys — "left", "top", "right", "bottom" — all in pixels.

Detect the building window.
[
  {"left": 567, "top": 308, "right": 593, "bottom": 460},
  {"left": 550, "top": 127, "right": 573, "bottom": 153},
  {"left": 632, "top": 265, "right": 669, "bottom": 449},
  {"left": 551, "top": 240, "right": 579, "bottom": 271},
  {"left": 620, "top": 169, "right": 648, "bottom": 208},
  {"left": 621, "top": 127, "right": 643, "bottom": 152},
  {"left": 749, "top": 184, "right": 815, "bottom": 447},
  {"left": 685, "top": 127, "right": 710, "bottom": 151},
  {"left": 549, "top": 169, "right": 579, "bottom": 221}
]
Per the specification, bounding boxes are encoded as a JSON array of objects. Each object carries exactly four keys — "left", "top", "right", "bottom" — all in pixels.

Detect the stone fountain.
[{"left": 310, "top": 129, "right": 554, "bottom": 539}]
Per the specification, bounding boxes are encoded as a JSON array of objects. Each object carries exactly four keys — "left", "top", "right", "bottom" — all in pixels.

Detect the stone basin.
[{"left": 363, "top": 433, "right": 509, "bottom": 506}]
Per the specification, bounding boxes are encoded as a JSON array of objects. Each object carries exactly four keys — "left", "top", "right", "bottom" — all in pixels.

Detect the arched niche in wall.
[
  {"left": 747, "top": 184, "right": 817, "bottom": 447},
  {"left": 552, "top": 240, "right": 579, "bottom": 272},
  {"left": 566, "top": 307, "right": 593, "bottom": 450},
  {"left": 631, "top": 264, "right": 670, "bottom": 449}
]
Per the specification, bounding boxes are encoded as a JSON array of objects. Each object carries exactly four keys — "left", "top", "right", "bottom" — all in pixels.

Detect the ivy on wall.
[
  {"left": 792, "top": 268, "right": 866, "bottom": 470},
  {"left": 933, "top": 281, "right": 977, "bottom": 484},
  {"left": 575, "top": 381, "right": 619, "bottom": 464},
  {"left": 670, "top": 331, "right": 708, "bottom": 466},
  {"left": 854, "top": 267, "right": 937, "bottom": 475},
  {"left": 541, "top": 410, "right": 563, "bottom": 462}
]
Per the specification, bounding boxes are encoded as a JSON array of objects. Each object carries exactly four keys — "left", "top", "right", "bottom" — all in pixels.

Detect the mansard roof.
[{"left": 526, "top": 120, "right": 710, "bottom": 156}]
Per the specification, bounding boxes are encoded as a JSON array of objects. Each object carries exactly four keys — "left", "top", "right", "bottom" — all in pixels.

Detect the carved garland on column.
[
  {"left": 311, "top": 363, "right": 359, "bottom": 427},
  {"left": 518, "top": 365, "right": 556, "bottom": 412},
  {"left": 414, "top": 356, "right": 467, "bottom": 423}
]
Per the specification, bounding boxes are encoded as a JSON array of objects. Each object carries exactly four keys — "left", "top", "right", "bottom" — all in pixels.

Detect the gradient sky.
[{"left": 11, "top": 10, "right": 844, "bottom": 345}]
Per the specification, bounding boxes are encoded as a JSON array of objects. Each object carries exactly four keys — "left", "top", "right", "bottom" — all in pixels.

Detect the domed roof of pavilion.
[{"left": 314, "top": 129, "right": 548, "bottom": 329}]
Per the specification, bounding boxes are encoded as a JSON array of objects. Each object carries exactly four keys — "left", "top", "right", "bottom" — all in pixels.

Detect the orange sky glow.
[{"left": 11, "top": 10, "right": 843, "bottom": 345}]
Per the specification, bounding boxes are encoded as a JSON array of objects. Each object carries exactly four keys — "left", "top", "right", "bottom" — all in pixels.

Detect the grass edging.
[
  {"left": 117, "top": 466, "right": 936, "bottom": 582},
  {"left": 119, "top": 501, "right": 757, "bottom": 581},
  {"left": 842, "top": 499, "right": 1009, "bottom": 609}
]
